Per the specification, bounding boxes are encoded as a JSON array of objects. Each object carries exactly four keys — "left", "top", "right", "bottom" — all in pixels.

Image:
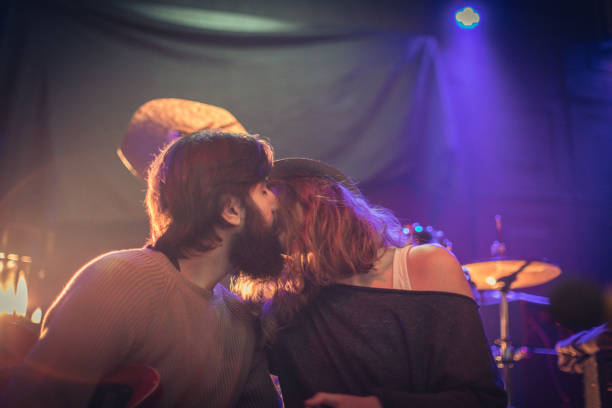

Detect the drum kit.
[
  {"left": 463, "top": 257, "right": 561, "bottom": 407},
  {"left": 408, "top": 215, "right": 563, "bottom": 408}
]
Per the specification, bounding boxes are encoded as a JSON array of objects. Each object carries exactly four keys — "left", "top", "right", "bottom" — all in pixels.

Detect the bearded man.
[{"left": 1, "top": 130, "right": 284, "bottom": 407}]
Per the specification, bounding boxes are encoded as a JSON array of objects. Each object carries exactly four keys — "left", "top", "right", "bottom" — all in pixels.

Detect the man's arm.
[
  {"left": 0, "top": 253, "right": 165, "bottom": 407},
  {"left": 305, "top": 392, "right": 381, "bottom": 408},
  {"left": 305, "top": 385, "right": 507, "bottom": 408},
  {"left": 235, "top": 342, "right": 282, "bottom": 408}
]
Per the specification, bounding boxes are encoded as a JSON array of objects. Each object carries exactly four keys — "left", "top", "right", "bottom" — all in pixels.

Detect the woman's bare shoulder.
[{"left": 407, "top": 244, "right": 474, "bottom": 298}]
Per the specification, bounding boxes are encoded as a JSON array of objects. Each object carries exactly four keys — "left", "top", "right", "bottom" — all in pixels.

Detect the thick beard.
[{"left": 229, "top": 198, "right": 285, "bottom": 280}]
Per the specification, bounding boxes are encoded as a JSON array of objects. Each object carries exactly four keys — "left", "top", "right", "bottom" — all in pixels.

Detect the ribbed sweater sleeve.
[
  {"left": 219, "top": 288, "right": 282, "bottom": 408},
  {"left": 235, "top": 346, "right": 282, "bottom": 408},
  {"left": 3, "top": 250, "right": 170, "bottom": 407}
]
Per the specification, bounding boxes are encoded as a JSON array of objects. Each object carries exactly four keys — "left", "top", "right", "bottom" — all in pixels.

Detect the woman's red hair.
[{"left": 232, "top": 176, "right": 406, "bottom": 340}]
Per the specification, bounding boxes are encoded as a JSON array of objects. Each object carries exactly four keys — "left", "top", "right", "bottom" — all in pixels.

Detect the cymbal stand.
[
  {"left": 492, "top": 261, "right": 533, "bottom": 408},
  {"left": 493, "top": 287, "right": 517, "bottom": 407},
  {"left": 489, "top": 215, "right": 518, "bottom": 407}
]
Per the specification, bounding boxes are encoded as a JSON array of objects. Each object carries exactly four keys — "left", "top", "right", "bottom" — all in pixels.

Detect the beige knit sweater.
[{"left": 3, "top": 248, "right": 278, "bottom": 407}]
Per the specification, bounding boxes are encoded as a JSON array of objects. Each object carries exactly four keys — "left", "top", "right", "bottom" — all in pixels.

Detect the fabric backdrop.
[
  {"left": 0, "top": 1, "right": 454, "bottom": 304},
  {"left": 0, "top": 0, "right": 610, "bottom": 309}
]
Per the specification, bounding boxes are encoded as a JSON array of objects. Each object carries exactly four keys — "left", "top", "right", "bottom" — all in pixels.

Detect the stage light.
[
  {"left": 402, "top": 227, "right": 410, "bottom": 235},
  {"left": 455, "top": 7, "right": 480, "bottom": 29},
  {"left": 31, "top": 308, "right": 42, "bottom": 324},
  {"left": 414, "top": 225, "right": 423, "bottom": 233}
]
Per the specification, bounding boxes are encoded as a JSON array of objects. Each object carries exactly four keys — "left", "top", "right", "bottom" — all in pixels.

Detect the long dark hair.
[{"left": 146, "top": 130, "right": 273, "bottom": 260}]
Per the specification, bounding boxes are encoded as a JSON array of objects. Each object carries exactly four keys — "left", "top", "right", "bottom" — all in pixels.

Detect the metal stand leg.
[{"left": 496, "top": 289, "right": 515, "bottom": 408}]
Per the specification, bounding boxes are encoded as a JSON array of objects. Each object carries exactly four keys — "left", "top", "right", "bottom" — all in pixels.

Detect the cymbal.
[{"left": 463, "top": 259, "right": 561, "bottom": 290}]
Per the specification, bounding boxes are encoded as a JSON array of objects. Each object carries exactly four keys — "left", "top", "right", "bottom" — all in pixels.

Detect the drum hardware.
[
  {"left": 462, "top": 215, "right": 562, "bottom": 408},
  {"left": 479, "top": 289, "right": 550, "bottom": 306},
  {"left": 407, "top": 217, "right": 563, "bottom": 406}
]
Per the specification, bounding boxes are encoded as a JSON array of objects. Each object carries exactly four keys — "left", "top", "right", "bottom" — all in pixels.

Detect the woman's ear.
[{"left": 221, "top": 196, "right": 244, "bottom": 227}]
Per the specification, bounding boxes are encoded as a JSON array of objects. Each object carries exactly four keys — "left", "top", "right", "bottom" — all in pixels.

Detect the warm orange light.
[
  {"left": 15, "top": 273, "right": 28, "bottom": 316},
  {"left": 31, "top": 307, "right": 43, "bottom": 324},
  {"left": 0, "top": 271, "right": 29, "bottom": 317},
  {"left": 0, "top": 282, "right": 15, "bottom": 315}
]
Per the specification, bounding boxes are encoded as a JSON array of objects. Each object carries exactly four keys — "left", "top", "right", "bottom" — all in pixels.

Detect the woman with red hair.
[{"left": 234, "top": 158, "right": 507, "bottom": 408}]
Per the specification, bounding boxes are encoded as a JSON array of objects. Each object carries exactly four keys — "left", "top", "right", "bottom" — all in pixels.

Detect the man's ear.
[{"left": 220, "top": 196, "right": 244, "bottom": 227}]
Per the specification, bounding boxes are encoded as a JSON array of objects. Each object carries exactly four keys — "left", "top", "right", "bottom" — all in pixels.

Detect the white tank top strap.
[{"left": 392, "top": 245, "right": 413, "bottom": 290}]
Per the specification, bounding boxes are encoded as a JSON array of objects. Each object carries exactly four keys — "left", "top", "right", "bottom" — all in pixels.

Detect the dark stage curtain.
[
  {"left": 0, "top": 1, "right": 454, "bottom": 301},
  {"left": 0, "top": 1, "right": 453, "bottom": 224}
]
